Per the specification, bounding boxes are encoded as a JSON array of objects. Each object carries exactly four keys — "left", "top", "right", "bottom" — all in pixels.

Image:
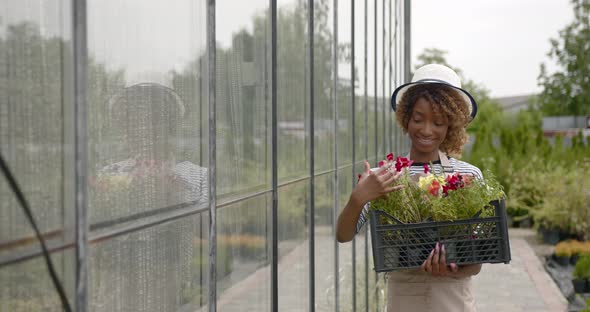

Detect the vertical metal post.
[
  {"left": 388, "top": 0, "right": 393, "bottom": 152},
  {"left": 270, "top": 0, "right": 278, "bottom": 311},
  {"left": 207, "top": 0, "right": 217, "bottom": 311},
  {"left": 403, "top": 0, "right": 411, "bottom": 83},
  {"left": 308, "top": 0, "right": 316, "bottom": 311},
  {"left": 72, "top": 0, "right": 88, "bottom": 310},
  {"left": 350, "top": 1, "right": 357, "bottom": 311},
  {"left": 394, "top": 0, "right": 400, "bottom": 152},
  {"left": 363, "top": 0, "right": 369, "bottom": 309},
  {"left": 373, "top": 1, "right": 380, "bottom": 308},
  {"left": 332, "top": 0, "right": 339, "bottom": 311},
  {"left": 373, "top": 0, "right": 377, "bottom": 164},
  {"left": 381, "top": 0, "right": 390, "bottom": 157}
]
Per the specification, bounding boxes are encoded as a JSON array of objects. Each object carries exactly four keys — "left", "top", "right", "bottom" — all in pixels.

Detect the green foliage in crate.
[{"left": 371, "top": 166, "right": 504, "bottom": 223}]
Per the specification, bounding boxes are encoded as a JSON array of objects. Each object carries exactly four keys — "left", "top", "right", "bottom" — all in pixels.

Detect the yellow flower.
[{"left": 418, "top": 174, "right": 446, "bottom": 191}]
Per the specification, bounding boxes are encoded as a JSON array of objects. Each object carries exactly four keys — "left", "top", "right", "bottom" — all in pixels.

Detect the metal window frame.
[
  {"left": 270, "top": 0, "right": 278, "bottom": 311},
  {"left": 363, "top": 0, "right": 369, "bottom": 309},
  {"left": 307, "top": 0, "right": 316, "bottom": 309},
  {"left": 206, "top": 0, "right": 217, "bottom": 310},
  {"left": 350, "top": 1, "right": 357, "bottom": 311},
  {"left": 0, "top": 1, "right": 408, "bottom": 311},
  {"left": 72, "top": 0, "right": 89, "bottom": 310},
  {"left": 332, "top": 0, "right": 340, "bottom": 311}
]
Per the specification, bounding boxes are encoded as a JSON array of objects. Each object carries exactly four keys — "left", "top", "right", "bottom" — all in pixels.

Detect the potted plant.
[
  {"left": 539, "top": 222, "right": 561, "bottom": 245},
  {"left": 567, "top": 240, "right": 590, "bottom": 265},
  {"left": 572, "top": 253, "right": 590, "bottom": 293},
  {"left": 517, "top": 215, "right": 533, "bottom": 228},
  {"left": 369, "top": 154, "right": 508, "bottom": 272},
  {"left": 553, "top": 241, "right": 572, "bottom": 266}
]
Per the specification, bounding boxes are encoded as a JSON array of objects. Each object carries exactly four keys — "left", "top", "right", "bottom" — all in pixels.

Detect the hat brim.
[{"left": 390, "top": 81, "right": 478, "bottom": 121}]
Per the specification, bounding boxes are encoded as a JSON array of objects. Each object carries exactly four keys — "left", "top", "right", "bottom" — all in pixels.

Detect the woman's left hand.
[{"left": 420, "top": 242, "right": 459, "bottom": 277}]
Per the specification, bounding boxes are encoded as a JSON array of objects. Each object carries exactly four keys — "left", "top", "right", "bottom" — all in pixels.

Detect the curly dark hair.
[{"left": 396, "top": 84, "right": 471, "bottom": 157}]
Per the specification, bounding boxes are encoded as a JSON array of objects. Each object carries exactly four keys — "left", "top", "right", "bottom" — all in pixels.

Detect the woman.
[{"left": 336, "top": 64, "right": 484, "bottom": 311}]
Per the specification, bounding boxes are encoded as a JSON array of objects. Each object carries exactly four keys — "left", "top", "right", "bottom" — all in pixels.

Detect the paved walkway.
[
  {"left": 211, "top": 228, "right": 568, "bottom": 311},
  {"left": 473, "top": 229, "right": 568, "bottom": 312}
]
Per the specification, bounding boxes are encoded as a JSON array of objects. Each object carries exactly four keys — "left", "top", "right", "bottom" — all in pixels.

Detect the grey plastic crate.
[{"left": 369, "top": 199, "right": 511, "bottom": 272}]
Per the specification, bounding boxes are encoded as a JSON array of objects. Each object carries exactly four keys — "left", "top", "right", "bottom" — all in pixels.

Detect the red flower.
[
  {"left": 444, "top": 172, "right": 464, "bottom": 191},
  {"left": 442, "top": 184, "right": 450, "bottom": 196},
  {"left": 378, "top": 160, "right": 386, "bottom": 167},
  {"left": 386, "top": 153, "right": 394, "bottom": 161},
  {"left": 395, "top": 156, "right": 414, "bottom": 172},
  {"left": 423, "top": 164, "right": 430, "bottom": 174}
]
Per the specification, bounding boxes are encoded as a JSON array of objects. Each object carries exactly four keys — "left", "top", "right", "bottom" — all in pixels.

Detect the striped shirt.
[{"left": 355, "top": 158, "right": 483, "bottom": 234}]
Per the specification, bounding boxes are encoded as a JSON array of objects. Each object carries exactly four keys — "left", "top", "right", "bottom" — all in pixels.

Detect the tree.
[{"left": 537, "top": 0, "right": 590, "bottom": 116}]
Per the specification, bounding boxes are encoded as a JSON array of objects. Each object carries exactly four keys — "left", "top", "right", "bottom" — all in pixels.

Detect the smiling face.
[
  {"left": 396, "top": 84, "right": 471, "bottom": 159},
  {"left": 407, "top": 97, "right": 449, "bottom": 162}
]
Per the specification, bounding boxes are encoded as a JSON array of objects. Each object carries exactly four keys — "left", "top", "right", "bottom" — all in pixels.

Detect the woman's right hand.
[
  {"left": 353, "top": 160, "right": 404, "bottom": 205},
  {"left": 336, "top": 160, "right": 404, "bottom": 242}
]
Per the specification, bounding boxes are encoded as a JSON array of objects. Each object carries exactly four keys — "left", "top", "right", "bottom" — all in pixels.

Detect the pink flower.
[
  {"left": 423, "top": 164, "right": 430, "bottom": 174},
  {"left": 386, "top": 153, "right": 394, "bottom": 161},
  {"left": 378, "top": 160, "right": 386, "bottom": 167}
]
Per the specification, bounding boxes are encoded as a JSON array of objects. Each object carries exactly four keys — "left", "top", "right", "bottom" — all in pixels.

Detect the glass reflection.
[
  {"left": 277, "top": 0, "right": 309, "bottom": 181},
  {"left": 216, "top": 195, "right": 271, "bottom": 311},
  {"left": 337, "top": 168, "right": 353, "bottom": 311},
  {"left": 354, "top": 0, "right": 367, "bottom": 163},
  {"left": 90, "top": 83, "right": 208, "bottom": 223},
  {"left": 0, "top": 0, "right": 406, "bottom": 311},
  {"left": 376, "top": 0, "right": 384, "bottom": 159},
  {"left": 216, "top": 0, "right": 270, "bottom": 196},
  {"left": 87, "top": 0, "right": 208, "bottom": 225},
  {"left": 314, "top": 173, "right": 335, "bottom": 311},
  {"left": 0, "top": 251, "right": 73, "bottom": 312},
  {"left": 353, "top": 162, "right": 368, "bottom": 311},
  {"left": 336, "top": 0, "right": 353, "bottom": 166},
  {"left": 89, "top": 215, "right": 206, "bottom": 312},
  {"left": 313, "top": 0, "right": 335, "bottom": 173},
  {"left": 0, "top": 0, "right": 71, "bottom": 249},
  {"left": 278, "top": 181, "right": 310, "bottom": 311},
  {"left": 366, "top": 0, "right": 376, "bottom": 164}
]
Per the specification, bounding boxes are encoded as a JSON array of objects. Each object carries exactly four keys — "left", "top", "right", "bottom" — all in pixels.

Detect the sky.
[
  {"left": 411, "top": 0, "right": 574, "bottom": 98},
  {"left": 2, "top": 0, "right": 573, "bottom": 99}
]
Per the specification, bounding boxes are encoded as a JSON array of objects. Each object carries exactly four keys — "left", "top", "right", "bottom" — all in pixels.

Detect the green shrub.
[
  {"left": 467, "top": 110, "right": 590, "bottom": 240},
  {"left": 533, "top": 162, "right": 590, "bottom": 239},
  {"left": 573, "top": 254, "right": 590, "bottom": 280}
]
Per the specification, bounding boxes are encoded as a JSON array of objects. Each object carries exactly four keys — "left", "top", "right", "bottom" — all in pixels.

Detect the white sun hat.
[{"left": 390, "top": 63, "right": 478, "bottom": 121}]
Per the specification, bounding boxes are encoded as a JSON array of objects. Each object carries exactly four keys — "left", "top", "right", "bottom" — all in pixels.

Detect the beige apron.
[
  {"left": 386, "top": 151, "right": 477, "bottom": 312},
  {"left": 386, "top": 269, "right": 476, "bottom": 312}
]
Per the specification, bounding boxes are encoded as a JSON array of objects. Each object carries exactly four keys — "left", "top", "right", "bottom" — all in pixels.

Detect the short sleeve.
[{"left": 355, "top": 202, "right": 370, "bottom": 234}]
